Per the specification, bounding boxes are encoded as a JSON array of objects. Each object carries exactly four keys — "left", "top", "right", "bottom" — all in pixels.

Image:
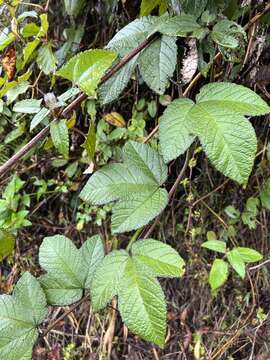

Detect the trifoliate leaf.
[
  {"left": 209, "top": 259, "right": 229, "bottom": 290},
  {"left": 0, "top": 272, "right": 48, "bottom": 360},
  {"left": 80, "top": 141, "right": 168, "bottom": 233},
  {"left": 131, "top": 239, "right": 185, "bottom": 277},
  {"left": 39, "top": 235, "right": 104, "bottom": 305},
  {"left": 57, "top": 49, "right": 117, "bottom": 97},
  {"left": 159, "top": 98, "right": 195, "bottom": 162}
]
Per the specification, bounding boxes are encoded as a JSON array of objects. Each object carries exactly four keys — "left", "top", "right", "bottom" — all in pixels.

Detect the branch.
[{"left": 0, "top": 32, "right": 159, "bottom": 178}]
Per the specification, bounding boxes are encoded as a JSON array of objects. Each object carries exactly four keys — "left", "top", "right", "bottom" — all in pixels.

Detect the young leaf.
[
  {"left": 234, "top": 247, "right": 263, "bottom": 263},
  {"left": 118, "top": 258, "right": 166, "bottom": 348},
  {"left": 159, "top": 98, "right": 195, "bottom": 162},
  {"left": 201, "top": 240, "right": 227, "bottom": 254},
  {"left": 0, "top": 229, "right": 15, "bottom": 261},
  {"left": 209, "top": 259, "right": 229, "bottom": 290},
  {"left": 50, "top": 119, "right": 69, "bottom": 159},
  {"left": 131, "top": 239, "right": 185, "bottom": 277},
  {"left": 0, "top": 272, "right": 48, "bottom": 359},
  {"left": 91, "top": 250, "right": 129, "bottom": 311},
  {"left": 227, "top": 249, "right": 246, "bottom": 279},
  {"left": 39, "top": 235, "right": 104, "bottom": 305},
  {"left": 56, "top": 49, "right": 117, "bottom": 97},
  {"left": 80, "top": 141, "right": 168, "bottom": 233},
  {"left": 138, "top": 35, "right": 177, "bottom": 94},
  {"left": 13, "top": 99, "right": 42, "bottom": 114}
]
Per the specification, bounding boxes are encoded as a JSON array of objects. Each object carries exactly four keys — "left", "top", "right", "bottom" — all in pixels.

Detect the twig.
[
  {"left": 249, "top": 259, "right": 270, "bottom": 271},
  {"left": 0, "top": 33, "right": 159, "bottom": 178}
]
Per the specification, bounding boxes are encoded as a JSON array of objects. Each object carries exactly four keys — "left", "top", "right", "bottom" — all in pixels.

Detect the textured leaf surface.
[
  {"left": 50, "top": 119, "right": 69, "bottom": 159},
  {"left": 154, "top": 14, "right": 203, "bottom": 37},
  {"left": 189, "top": 103, "right": 257, "bottom": 184},
  {"left": 196, "top": 83, "right": 270, "bottom": 116},
  {"left": 0, "top": 272, "right": 47, "bottom": 360},
  {"left": 201, "top": 240, "right": 226, "bottom": 254},
  {"left": 132, "top": 239, "right": 185, "bottom": 277},
  {"left": 118, "top": 258, "right": 166, "bottom": 347},
  {"left": 80, "top": 141, "right": 168, "bottom": 233},
  {"left": 57, "top": 49, "right": 117, "bottom": 97},
  {"left": 209, "top": 259, "right": 229, "bottom": 290},
  {"left": 159, "top": 98, "right": 195, "bottom": 162},
  {"left": 37, "top": 43, "right": 57, "bottom": 75},
  {"left": 91, "top": 250, "right": 129, "bottom": 311},
  {"left": 138, "top": 35, "right": 177, "bottom": 94}
]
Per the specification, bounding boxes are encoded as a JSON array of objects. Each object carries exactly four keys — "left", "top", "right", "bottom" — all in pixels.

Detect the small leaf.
[
  {"left": 211, "top": 20, "right": 246, "bottom": 49},
  {"left": 227, "top": 249, "right": 246, "bottom": 279},
  {"left": 57, "top": 49, "right": 117, "bottom": 97},
  {"left": 118, "top": 258, "right": 166, "bottom": 348},
  {"left": 209, "top": 259, "right": 229, "bottom": 290},
  {"left": 91, "top": 250, "right": 129, "bottom": 311},
  {"left": 131, "top": 239, "right": 185, "bottom": 277},
  {"left": 13, "top": 99, "right": 42, "bottom": 114},
  {"left": 0, "top": 272, "right": 48, "bottom": 359},
  {"left": 159, "top": 98, "right": 195, "bottom": 162},
  {"left": 30, "top": 107, "right": 50, "bottom": 131},
  {"left": 103, "top": 112, "right": 126, "bottom": 127},
  {"left": 201, "top": 240, "right": 227, "bottom": 254},
  {"left": 140, "top": 0, "right": 167, "bottom": 16},
  {"left": 234, "top": 247, "right": 263, "bottom": 263},
  {"left": 50, "top": 119, "right": 69, "bottom": 159},
  {"left": 0, "top": 229, "right": 15, "bottom": 261},
  {"left": 64, "top": 0, "right": 86, "bottom": 17},
  {"left": 37, "top": 43, "right": 57, "bottom": 75},
  {"left": 81, "top": 121, "right": 96, "bottom": 160}
]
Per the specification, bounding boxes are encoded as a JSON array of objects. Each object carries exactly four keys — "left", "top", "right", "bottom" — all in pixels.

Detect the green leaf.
[
  {"left": 234, "top": 247, "right": 263, "bottom": 263},
  {"left": 81, "top": 121, "right": 96, "bottom": 160},
  {"left": 118, "top": 258, "right": 166, "bottom": 348},
  {"left": 39, "top": 235, "right": 104, "bottom": 305},
  {"left": 196, "top": 82, "right": 270, "bottom": 116},
  {"left": 50, "top": 119, "right": 69, "bottom": 159},
  {"left": 0, "top": 28, "right": 15, "bottom": 51},
  {"left": 6, "top": 81, "right": 30, "bottom": 104},
  {"left": 22, "top": 39, "right": 40, "bottom": 67},
  {"left": 13, "top": 99, "right": 42, "bottom": 114},
  {"left": 0, "top": 272, "right": 48, "bottom": 360},
  {"left": 91, "top": 250, "right": 129, "bottom": 311},
  {"left": 37, "top": 43, "right": 57, "bottom": 75},
  {"left": 201, "top": 240, "right": 227, "bottom": 254},
  {"left": 0, "top": 229, "right": 15, "bottom": 261},
  {"left": 80, "top": 235, "right": 105, "bottom": 288},
  {"left": 30, "top": 107, "right": 50, "bottom": 131},
  {"left": 99, "top": 17, "right": 157, "bottom": 104},
  {"left": 37, "top": 13, "right": 49, "bottom": 37},
  {"left": 211, "top": 20, "right": 246, "bottom": 49},
  {"left": 57, "top": 49, "right": 117, "bottom": 97},
  {"left": 131, "top": 239, "right": 185, "bottom": 277},
  {"left": 154, "top": 14, "right": 204, "bottom": 38},
  {"left": 227, "top": 249, "right": 246, "bottom": 279},
  {"left": 209, "top": 259, "right": 229, "bottom": 290},
  {"left": 140, "top": 0, "right": 167, "bottom": 16},
  {"left": 179, "top": 0, "right": 208, "bottom": 19},
  {"left": 159, "top": 98, "right": 195, "bottom": 162},
  {"left": 138, "top": 35, "right": 177, "bottom": 94},
  {"left": 260, "top": 179, "right": 270, "bottom": 210},
  {"left": 80, "top": 141, "right": 168, "bottom": 233}
]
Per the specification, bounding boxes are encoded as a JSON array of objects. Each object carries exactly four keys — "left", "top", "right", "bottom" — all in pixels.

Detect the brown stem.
[{"left": 0, "top": 33, "right": 159, "bottom": 178}]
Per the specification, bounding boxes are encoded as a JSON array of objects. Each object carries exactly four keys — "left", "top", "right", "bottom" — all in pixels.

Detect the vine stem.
[{"left": 0, "top": 32, "right": 159, "bottom": 178}]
